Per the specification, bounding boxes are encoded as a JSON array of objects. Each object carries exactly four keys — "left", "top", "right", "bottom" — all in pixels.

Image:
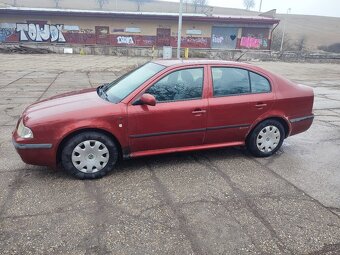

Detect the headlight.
[{"left": 17, "top": 119, "right": 34, "bottom": 139}]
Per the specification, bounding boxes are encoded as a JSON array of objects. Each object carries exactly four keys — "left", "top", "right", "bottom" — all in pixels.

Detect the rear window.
[{"left": 250, "top": 72, "right": 271, "bottom": 93}]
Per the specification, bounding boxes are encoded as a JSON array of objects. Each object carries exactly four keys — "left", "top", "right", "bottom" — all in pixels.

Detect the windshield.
[{"left": 103, "top": 62, "right": 166, "bottom": 103}]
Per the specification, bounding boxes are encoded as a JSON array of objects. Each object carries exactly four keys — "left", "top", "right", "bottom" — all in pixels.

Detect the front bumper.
[
  {"left": 12, "top": 137, "right": 57, "bottom": 167},
  {"left": 12, "top": 140, "right": 52, "bottom": 150}
]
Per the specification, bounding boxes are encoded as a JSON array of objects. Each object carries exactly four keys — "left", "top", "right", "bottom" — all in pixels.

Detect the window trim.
[
  {"left": 210, "top": 66, "right": 272, "bottom": 98},
  {"left": 144, "top": 67, "right": 205, "bottom": 104}
]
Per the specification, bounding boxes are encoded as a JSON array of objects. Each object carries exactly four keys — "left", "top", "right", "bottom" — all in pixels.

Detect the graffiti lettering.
[
  {"left": 212, "top": 34, "right": 224, "bottom": 44},
  {"left": 240, "top": 37, "right": 260, "bottom": 48},
  {"left": 240, "top": 36, "right": 268, "bottom": 49},
  {"left": 16, "top": 23, "right": 66, "bottom": 43},
  {"left": 184, "top": 37, "right": 208, "bottom": 44},
  {"left": 80, "top": 28, "right": 94, "bottom": 34},
  {"left": 117, "top": 36, "right": 134, "bottom": 45},
  {"left": 261, "top": 39, "right": 268, "bottom": 48}
]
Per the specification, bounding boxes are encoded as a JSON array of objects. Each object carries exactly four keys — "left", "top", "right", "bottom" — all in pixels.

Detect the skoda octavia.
[{"left": 13, "top": 60, "right": 314, "bottom": 179}]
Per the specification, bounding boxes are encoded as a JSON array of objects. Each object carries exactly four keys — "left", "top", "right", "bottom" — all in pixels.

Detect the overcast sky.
[{"left": 160, "top": 0, "right": 340, "bottom": 17}]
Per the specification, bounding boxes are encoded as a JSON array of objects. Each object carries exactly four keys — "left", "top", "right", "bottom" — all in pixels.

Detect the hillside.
[{"left": 1, "top": 0, "right": 340, "bottom": 50}]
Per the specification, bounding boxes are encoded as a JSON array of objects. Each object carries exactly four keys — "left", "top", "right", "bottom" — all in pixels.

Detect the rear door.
[
  {"left": 128, "top": 66, "right": 209, "bottom": 153},
  {"left": 205, "top": 65, "right": 275, "bottom": 144}
]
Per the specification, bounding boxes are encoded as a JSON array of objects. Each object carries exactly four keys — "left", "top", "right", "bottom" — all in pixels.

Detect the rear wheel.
[
  {"left": 61, "top": 131, "right": 118, "bottom": 179},
  {"left": 247, "top": 120, "right": 285, "bottom": 157}
]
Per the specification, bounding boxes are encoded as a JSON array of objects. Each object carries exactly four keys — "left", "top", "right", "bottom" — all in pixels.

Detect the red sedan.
[{"left": 13, "top": 60, "right": 314, "bottom": 179}]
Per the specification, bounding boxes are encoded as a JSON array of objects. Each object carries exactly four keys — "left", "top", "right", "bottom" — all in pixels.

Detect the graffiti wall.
[
  {"left": 239, "top": 28, "right": 270, "bottom": 50},
  {"left": 1, "top": 22, "right": 270, "bottom": 50},
  {"left": 0, "top": 22, "right": 210, "bottom": 48}
]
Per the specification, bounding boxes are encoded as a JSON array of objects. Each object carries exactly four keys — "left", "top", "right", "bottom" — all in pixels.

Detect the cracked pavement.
[{"left": 0, "top": 54, "right": 339, "bottom": 254}]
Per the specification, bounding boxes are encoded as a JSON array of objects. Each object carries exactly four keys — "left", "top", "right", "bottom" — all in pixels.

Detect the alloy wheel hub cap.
[
  {"left": 256, "top": 125, "right": 281, "bottom": 153},
  {"left": 71, "top": 140, "right": 109, "bottom": 173}
]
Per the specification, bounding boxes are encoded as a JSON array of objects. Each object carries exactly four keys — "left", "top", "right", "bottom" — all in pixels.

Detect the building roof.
[{"left": 0, "top": 7, "right": 280, "bottom": 25}]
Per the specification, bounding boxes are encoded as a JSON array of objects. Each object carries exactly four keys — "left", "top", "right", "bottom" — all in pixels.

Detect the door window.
[
  {"left": 212, "top": 67, "right": 271, "bottom": 96},
  {"left": 146, "top": 68, "right": 204, "bottom": 102},
  {"left": 212, "top": 67, "right": 250, "bottom": 96}
]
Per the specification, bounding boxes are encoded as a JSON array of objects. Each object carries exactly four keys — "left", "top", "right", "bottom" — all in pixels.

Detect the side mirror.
[{"left": 139, "top": 93, "right": 156, "bottom": 106}]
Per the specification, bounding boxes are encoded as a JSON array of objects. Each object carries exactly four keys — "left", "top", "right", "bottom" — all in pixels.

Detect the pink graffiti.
[{"left": 240, "top": 37, "right": 260, "bottom": 48}]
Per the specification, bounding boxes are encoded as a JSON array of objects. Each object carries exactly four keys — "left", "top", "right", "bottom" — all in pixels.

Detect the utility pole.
[
  {"left": 177, "top": 0, "right": 183, "bottom": 59},
  {"left": 280, "top": 8, "right": 291, "bottom": 52},
  {"left": 259, "top": 0, "right": 263, "bottom": 12}
]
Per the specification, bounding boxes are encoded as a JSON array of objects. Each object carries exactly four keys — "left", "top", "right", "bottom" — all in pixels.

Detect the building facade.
[{"left": 0, "top": 7, "right": 279, "bottom": 50}]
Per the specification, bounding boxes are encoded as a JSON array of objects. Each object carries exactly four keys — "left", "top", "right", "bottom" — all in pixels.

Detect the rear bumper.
[
  {"left": 289, "top": 114, "right": 314, "bottom": 136},
  {"left": 12, "top": 138, "right": 57, "bottom": 167}
]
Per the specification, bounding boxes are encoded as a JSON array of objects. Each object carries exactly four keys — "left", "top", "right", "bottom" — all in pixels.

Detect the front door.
[
  {"left": 205, "top": 66, "right": 275, "bottom": 144},
  {"left": 156, "top": 28, "right": 171, "bottom": 46},
  {"left": 128, "top": 66, "right": 208, "bottom": 153}
]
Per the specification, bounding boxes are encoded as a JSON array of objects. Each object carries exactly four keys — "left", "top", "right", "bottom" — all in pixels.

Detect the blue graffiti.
[{"left": 0, "top": 28, "right": 15, "bottom": 42}]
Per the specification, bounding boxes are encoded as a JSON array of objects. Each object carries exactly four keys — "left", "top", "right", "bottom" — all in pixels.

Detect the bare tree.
[
  {"left": 243, "top": 0, "right": 255, "bottom": 10},
  {"left": 128, "top": 0, "right": 153, "bottom": 11},
  {"left": 13, "top": 0, "right": 17, "bottom": 6},
  {"left": 271, "top": 28, "right": 293, "bottom": 51},
  {"left": 53, "top": 0, "right": 62, "bottom": 8},
  {"left": 96, "top": 0, "right": 109, "bottom": 10},
  {"left": 295, "top": 35, "right": 307, "bottom": 51},
  {"left": 191, "top": 0, "right": 209, "bottom": 13}
]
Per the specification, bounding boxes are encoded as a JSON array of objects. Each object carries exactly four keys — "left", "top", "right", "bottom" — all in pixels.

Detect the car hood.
[{"left": 23, "top": 88, "right": 114, "bottom": 124}]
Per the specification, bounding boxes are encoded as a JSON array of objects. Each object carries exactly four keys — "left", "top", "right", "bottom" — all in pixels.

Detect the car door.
[
  {"left": 205, "top": 65, "right": 275, "bottom": 144},
  {"left": 127, "top": 66, "right": 208, "bottom": 153}
]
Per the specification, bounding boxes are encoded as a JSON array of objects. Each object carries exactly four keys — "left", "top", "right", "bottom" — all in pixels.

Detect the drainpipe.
[{"left": 269, "top": 22, "right": 279, "bottom": 51}]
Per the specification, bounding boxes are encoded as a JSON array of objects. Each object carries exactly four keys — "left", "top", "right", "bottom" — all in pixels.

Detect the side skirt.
[{"left": 126, "top": 141, "right": 245, "bottom": 159}]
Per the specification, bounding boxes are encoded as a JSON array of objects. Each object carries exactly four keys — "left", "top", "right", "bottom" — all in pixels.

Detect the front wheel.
[
  {"left": 61, "top": 131, "right": 118, "bottom": 179},
  {"left": 247, "top": 120, "right": 285, "bottom": 157}
]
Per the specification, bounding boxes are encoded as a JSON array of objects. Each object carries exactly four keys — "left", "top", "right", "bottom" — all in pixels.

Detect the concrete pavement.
[{"left": 0, "top": 54, "right": 339, "bottom": 254}]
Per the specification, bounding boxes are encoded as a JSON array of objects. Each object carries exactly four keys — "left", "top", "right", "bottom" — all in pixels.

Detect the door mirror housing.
[{"left": 139, "top": 93, "right": 156, "bottom": 106}]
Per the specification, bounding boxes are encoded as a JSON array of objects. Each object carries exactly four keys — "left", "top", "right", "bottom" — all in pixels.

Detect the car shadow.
[{"left": 25, "top": 146, "right": 268, "bottom": 180}]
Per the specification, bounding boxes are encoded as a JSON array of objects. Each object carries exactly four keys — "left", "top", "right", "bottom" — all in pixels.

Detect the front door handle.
[
  {"left": 192, "top": 109, "right": 206, "bottom": 114},
  {"left": 255, "top": 103, "right": 267, "bottom": 108}
]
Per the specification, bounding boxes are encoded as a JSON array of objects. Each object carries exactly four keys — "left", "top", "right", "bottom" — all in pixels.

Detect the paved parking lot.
[{"left": 0, "top": 54, "right": 339, "bottom": 254}]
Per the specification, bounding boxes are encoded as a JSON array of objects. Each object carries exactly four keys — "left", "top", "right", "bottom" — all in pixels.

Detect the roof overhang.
[{"left": 0, "top": 7, "right": 280, "bottom": 25}]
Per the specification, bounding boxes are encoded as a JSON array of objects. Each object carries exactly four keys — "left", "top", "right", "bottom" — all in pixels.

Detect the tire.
[
  {"left": 61, "top": 131, "right": 119, "bottom": 179},
  {"left": 247, "top": 119, "right": 285, "bottom": 157}
]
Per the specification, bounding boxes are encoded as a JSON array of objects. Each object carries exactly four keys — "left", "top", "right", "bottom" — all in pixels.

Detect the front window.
[
  {"left": 103, "top": 62, "right": 165, "bottom": 103},
  {"left": 146, "top": 68, "right": 204, "bottom": 102}
]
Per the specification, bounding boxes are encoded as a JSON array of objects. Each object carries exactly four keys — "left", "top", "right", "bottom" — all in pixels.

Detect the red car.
[{"left": 13, "top": 60, "right": 314, "bottom": 179}]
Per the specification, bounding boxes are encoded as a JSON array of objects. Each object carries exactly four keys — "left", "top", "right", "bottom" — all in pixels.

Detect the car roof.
[{"left": 152, "top": 59, "right": 251, "bottom": 67}]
